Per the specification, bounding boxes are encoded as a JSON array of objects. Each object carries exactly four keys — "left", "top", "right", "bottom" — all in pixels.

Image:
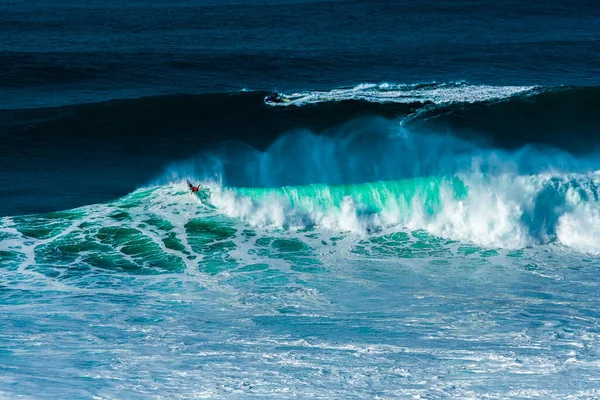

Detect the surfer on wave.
[{"left": 187, "top": 180, "right": 200, "bottom": 193}]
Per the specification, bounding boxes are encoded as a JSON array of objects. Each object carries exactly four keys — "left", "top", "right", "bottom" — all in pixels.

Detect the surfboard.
[{"left": 196, "top": 188, "right": 211, "bottom": 201}]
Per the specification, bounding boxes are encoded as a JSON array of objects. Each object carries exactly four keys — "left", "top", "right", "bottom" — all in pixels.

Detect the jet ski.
[{"left": 264, "top": 91, "right": 291, "bottom": 105}]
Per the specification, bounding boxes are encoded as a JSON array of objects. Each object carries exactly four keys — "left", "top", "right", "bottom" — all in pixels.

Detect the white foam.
[
  {"left": 557, "top": 202, "right": 600, "bottom": 255},
  {"left": 420, "top": 174, "right": 537, "bottom": 248},
  {"left": 208, "top": 184, "right": 375, "bottom": 234},
  {"left": 203, "top": 172, "right": 600, "bottom": 253}
]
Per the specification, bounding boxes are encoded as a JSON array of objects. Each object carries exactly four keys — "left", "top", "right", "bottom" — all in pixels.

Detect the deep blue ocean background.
[{"left": 2, "top": 1, "right": 600, "bottom": 399}]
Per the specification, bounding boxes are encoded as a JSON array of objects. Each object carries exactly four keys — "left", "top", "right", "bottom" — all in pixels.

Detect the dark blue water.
[
  {"left": 3, "top": 0, "right": 599, "bottom": 107},
  {"left": 1, "top": 0, "right": 599, "bottom": 215}
]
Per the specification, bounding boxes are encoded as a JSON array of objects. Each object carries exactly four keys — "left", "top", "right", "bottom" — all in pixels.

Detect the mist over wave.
[{"left": 159, "top": 114, "right": 597, "bottom": 188}]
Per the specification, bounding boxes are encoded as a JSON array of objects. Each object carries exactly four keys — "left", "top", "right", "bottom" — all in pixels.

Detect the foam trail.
[{"left": 271, "top": 82, "right": 537, "bottom": 106}]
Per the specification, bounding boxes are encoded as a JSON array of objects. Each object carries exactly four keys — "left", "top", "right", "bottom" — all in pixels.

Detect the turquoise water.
[{"left": 2, "top": 176, "right": 600, "bottom": 398}]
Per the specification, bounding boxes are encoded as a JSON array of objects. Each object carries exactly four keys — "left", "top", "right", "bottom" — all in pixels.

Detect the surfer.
[{"left": 187, "top": 180, "right": 200, "bottom": 193}]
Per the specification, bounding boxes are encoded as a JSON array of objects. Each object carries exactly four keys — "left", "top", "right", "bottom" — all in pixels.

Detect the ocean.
[{"left": 2, "top": 0, "right": 600, "bottom": 398}]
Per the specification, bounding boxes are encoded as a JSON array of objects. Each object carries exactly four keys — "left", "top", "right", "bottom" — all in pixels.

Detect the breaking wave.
[{"left": 202, "top": 171, "right": 600, "bottom": 253}]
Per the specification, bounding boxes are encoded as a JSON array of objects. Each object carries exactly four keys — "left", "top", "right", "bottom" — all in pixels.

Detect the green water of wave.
[
  {"left": 233, "top": 176, "right": 468, "bottom": 217},
  {"left": 0, "top": 175, "right": 500, "bottom": 287}
]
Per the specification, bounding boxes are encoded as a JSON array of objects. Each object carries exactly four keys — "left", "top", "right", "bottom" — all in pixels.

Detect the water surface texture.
[{"left": 2, "top": 0, "right": 600, "bottom": 398}]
